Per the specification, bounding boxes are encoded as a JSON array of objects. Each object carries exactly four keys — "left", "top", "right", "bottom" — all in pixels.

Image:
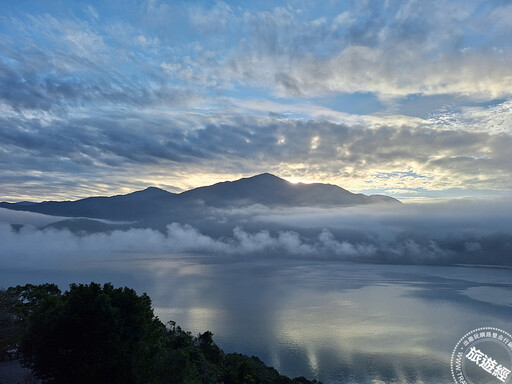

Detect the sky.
[{"left": 1, "top": 0, "right": 512, "bottom": 202}]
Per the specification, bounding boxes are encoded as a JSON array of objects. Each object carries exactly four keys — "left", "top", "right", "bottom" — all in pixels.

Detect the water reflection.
[{"left": 1, "top": 257, "right": 511, "bottom": 384}]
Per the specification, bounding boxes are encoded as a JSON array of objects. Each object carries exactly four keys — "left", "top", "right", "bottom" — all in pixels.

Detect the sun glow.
[{"left": 285, "top": 178, "right": 315, "bottom": 184}]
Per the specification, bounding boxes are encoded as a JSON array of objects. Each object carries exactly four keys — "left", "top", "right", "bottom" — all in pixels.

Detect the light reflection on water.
[{"left": 2, "top": 256, "right": 512, "bottom": 384}]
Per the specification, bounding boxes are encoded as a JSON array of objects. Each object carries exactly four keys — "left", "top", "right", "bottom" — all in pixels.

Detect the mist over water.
[{"left": 1, "top": 199, "right": 512, "bottom": 266}]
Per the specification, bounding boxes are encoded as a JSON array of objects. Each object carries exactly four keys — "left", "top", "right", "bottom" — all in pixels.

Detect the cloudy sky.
[{"left": 1, "top": 0, "right": 512, "bottom": 202}]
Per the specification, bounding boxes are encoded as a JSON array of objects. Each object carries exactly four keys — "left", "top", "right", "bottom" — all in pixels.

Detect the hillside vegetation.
[{"left": 0, "top": 283, "right": 321, "bottom": 384}]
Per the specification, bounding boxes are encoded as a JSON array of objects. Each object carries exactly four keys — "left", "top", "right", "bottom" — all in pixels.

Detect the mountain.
[
  {"left": 180, "top": 173, "right": 398, "bottom": 207},
  {"left": 0, "top": 187, "right": 175, "bottom": 221},
  {"left": 0, "top": 173, "right": 400, "bottom": 222}
]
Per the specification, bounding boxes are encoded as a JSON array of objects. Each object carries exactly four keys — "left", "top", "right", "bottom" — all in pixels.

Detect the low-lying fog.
[{"left": 1, "top": 199, "right": 511, "bottom": 267}]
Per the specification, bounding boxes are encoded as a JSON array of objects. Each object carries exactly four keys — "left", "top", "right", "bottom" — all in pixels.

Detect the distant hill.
[
  {"left": 0, "top": 187, "right": 175, "bottom": 221},
  {"left": 0, "top": 173, "right": 400, "bottom": 222},
  {"left": 42, "top": 218, "right": 132, "bottom": 233}
]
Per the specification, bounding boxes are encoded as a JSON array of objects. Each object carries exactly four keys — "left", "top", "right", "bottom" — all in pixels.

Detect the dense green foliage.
[
  {"left": 0, "top": 288, "right": 22, "bottom": 358},
  {"left": 1, "top": 283, "right": 62, "bottom": 360},
  {"left": 1, "top": 283, "right": 321, "bottom": 384}
]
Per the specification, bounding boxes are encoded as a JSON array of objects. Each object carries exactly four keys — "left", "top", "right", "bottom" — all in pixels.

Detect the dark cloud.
[{"left": 0, "top": 115, "right": 494, "bottom": 165}]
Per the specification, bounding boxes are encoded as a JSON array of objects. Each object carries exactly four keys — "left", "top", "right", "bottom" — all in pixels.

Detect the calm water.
[{"left": 2, "top": 255, "right": 512, "bottom": 383}]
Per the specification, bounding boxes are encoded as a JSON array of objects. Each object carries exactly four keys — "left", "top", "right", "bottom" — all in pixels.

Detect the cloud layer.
[
  {"left": 1, "top": 111, "right": 512, "bottom": 201},
  {"left": 1, "top": 200, "right": 511, "bottom": 267}
]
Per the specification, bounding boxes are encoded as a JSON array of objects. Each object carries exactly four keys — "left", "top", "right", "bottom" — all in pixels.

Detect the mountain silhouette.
[
  {"left": 0, "top": 187, "right": 175, "bottom": 221},
  {"left": 180, "top": 173, "right": 398, "bottom": 207},
  {"left": 0, "top": 173, "right": 400, "bottom": 222}
]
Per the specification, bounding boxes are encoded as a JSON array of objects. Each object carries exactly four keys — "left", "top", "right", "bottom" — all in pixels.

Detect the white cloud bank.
[
  {"left": 0, "top": 223, "right": 360, "bottom": 265},
  {"left": 1, "top": 199, "right": 511, "bottom": 267}
]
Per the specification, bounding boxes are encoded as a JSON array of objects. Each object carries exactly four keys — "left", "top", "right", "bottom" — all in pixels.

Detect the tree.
[
  {"left": 0, "top": 288, "right": 20, "bottom": 360},
  {"left": 19, "top": 282, "right": 164, "bottom": 384},
  {"left": 1, "top": 284, "right": 61, "bottom": 361}
]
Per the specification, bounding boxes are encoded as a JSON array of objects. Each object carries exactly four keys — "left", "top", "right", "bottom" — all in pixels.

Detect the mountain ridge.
[{"left": 0, "top": 173, "right": 401, "bottom": 222}]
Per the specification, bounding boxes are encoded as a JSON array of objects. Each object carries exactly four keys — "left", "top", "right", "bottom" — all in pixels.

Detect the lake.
[{"left": 2, "top": 255, "right": 512, "bottom": 383}]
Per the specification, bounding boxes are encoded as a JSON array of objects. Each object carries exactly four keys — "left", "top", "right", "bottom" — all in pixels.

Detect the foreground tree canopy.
[{"left": 1, "top": 283, "right": 321, "bottom": 384}]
